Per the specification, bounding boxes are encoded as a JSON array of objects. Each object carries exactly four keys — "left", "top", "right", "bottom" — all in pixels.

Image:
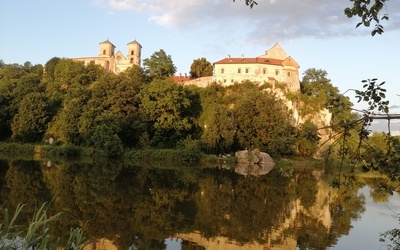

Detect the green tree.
[
  {"left": 199, "top": 82, "right": 236, "bottom": 153},
  {"left": 295, "top": 121, "right": 320, "bottom": 157},
  {"left": 189, "top": 57, "right": 213, "bottom": 78},
  {"left": 46, "top": 96, "right": 87, "bottom": 145},
  {"left": 87, "top": 114, "right": 124, "bottom": 156},
  {"left": 199, "top": 81, "right": 297, "bottom": 155},
  {"left": 301, "top": 68, "right": 340, "bottom": 110},
  {"left": 0, "top": 63, "right": 27, "bottom": 140},
  {"left": 44, "top": 57, "right": 61, "bottom": 82},
  {"left": 143, "top": 49, "right": 177, "bottom": 78},
  {"left": 229, "top": 82, "right": 296, "bottom": 155},
  {"left": 300, "top": 68, "right": 352, "bottom": 126},
  {"left": 78, "top": 99, "right": 124, "bottom": 155},
  {"left": 45, "top": 59, "right": 86, "bottom": 105},
  {"left": 11, "top": 92, "right": 50, "bottom": 142},
  {"left": 109, "top": 65, "right": 147, "bottom": 147},
  {"left": 138, "top": 78, "right": 194, "bottom": 147},
  {"left": 10, "top": 74, "right": 43, "bottom": 111},
  {"left": 200, "top": 102, "right": 235, "bottom": 153},
  {"left": 45, "top": 62, "right": 103, "bottom": 145}
]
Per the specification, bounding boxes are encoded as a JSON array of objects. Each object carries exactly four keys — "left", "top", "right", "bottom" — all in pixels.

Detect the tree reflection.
[
  {"left": 328, "top": 185, "right": 366, "bottom": 245},
  {"left": 365, "top": 177, "right": 394, "bottom": 203},
  {"left": 5, "top": 160, "right": 50, "bottom": 208},
  {"left": 0, "top": 159, "right": 371, "bottom": 249}
]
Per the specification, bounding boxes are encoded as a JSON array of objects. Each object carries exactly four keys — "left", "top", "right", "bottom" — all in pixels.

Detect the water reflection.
[
  {"left": 0, "top": 159, "right": 394, "bottom": 249},
  {"left": 235, "top": 162, "right": 274, "bottom": 176}
]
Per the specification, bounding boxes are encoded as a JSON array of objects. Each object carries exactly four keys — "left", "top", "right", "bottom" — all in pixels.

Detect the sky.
[{"left": 1, "top": 0, "right": 399, "bottom": 133}]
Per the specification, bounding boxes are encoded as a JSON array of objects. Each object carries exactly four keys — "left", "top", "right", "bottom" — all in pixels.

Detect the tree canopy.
[
  {"left": 143, "top": 49, "right": 177, "bottom": 79},
  {"left": 0, "top": 58, "right": 327, "bottom": 156},
  {"left": 189, "top": 58, "right": 213, "bottom": 78}
]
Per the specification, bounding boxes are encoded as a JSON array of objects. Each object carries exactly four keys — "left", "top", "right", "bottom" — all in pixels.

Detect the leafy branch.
[
  {"left": 344, "top": 0, "right": 389, "bottom": 36},
  {"left": 233, "top": 0, "right": 258, "bottom": 8},
  {"left": 236, "top": 0, "right": 390, "bottom": 35}
]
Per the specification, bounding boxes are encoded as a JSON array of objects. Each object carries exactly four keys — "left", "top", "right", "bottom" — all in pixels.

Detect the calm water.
[{"left": 0, "top": 158, "right": 399, "bottom": 250}]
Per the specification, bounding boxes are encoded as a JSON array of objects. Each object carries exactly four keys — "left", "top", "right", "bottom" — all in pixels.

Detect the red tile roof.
[
  {"left": 214, "top": 57, "right": 283, "bottom": 65},
  {"left": 171, "top": 75, "right": 192, "bottom": 83}
]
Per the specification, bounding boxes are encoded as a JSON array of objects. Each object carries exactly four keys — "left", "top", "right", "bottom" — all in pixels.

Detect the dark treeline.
[{"left": 0, "top": 58, "right": 350, "bottom": 157}]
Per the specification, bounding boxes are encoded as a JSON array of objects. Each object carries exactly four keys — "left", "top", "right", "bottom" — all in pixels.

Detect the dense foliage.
[
  {"left": 142, "top": 49, "right": 177, "bottom": 79},
  {"left": 0, "top": 58, "right": 328, "bottom": 157},
  {"left": 189, "top": 57, "right": 213, "bottom": 78}
]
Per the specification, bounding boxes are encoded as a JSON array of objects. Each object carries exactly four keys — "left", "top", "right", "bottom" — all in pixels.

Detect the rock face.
[{"left": 235, "top": 149, "right": 276, "bottom": 176}]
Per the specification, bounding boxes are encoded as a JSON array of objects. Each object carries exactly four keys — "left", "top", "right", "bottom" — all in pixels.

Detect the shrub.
[{"left": 0, "top": 203, "right": 88, "bottom": 249}]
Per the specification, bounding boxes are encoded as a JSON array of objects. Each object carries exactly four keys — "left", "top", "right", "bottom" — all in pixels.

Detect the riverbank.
[{"left": 0, "top": 142, "right": 236, "bottom": 166}]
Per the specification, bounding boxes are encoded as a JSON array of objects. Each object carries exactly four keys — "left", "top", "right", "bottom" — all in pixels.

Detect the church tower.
[
  {"left": 99, "top": 39, "right": 116, "bottom": 57},
  {"left": 127, "top": 40, "right": 142, "bottom": 66}
]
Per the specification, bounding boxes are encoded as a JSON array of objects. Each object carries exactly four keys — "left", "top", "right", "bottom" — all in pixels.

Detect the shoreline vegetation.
[
  {"left": 0, "top": 141, "right": 380, "bottom": 177},
  {"left": 0, "top": 141, "right": 235, "bottom": 165}
]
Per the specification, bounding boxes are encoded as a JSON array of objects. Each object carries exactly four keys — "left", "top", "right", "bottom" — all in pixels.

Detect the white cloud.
[
  {"left": 93, "top": 0, "right": 400, "bottom": 45},
  {"left": 149, "top": 13, "right": 173, "bottom": 26}
]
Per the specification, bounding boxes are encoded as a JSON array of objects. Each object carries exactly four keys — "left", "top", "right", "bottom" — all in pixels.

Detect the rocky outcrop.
[{"left": 235, "top": 149, "right": 276, "bottom": 176}]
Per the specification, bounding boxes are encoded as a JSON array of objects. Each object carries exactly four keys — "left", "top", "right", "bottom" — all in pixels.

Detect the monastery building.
[
  {"left": 73, "top": 39, "right": 142, "bottom": 74},
  {"left": 182, "top": 43, "right": 300, "bottom": 93}
]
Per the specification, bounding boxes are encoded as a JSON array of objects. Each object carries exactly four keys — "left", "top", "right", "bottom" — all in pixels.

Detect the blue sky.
[{"left": 1, "top": 0, "right": 399, "bottom": 133}]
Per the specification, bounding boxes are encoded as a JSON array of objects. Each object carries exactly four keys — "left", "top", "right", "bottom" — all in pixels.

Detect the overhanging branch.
[{"left": 318, "top": 113, "right": 400, "bottom": 131}]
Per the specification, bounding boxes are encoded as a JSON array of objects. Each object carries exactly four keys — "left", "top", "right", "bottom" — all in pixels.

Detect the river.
[{"left": 0, "top": 158, "right": 399, "bottom": 249}]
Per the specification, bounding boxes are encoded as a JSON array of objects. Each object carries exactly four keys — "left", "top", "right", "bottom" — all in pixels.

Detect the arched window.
[{"left": 131, "top": 50, "right": 134, "bottom": 55}]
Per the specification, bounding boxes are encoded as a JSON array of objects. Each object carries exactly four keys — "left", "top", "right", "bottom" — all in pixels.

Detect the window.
[
  {"left": 130, "top": 58, "right": 133, "bottom": 63},
  {"left": 287, "top": 72, "right": 291, "bottom": 77},
  {"left": 238, "top": 68, "right": 241, "bottom": 74},
  {"left": 275, "top": 70, "right": 279, "bottom": 76},
  {"left": 231, "top": 79, "right": 234, "bottom": 83},
  {"left": 131, "top": 50, "right": 134, "bottom": 55},
  {"left": 263, "top": 68, "right": 267, "bottom": 74},
  {"left": 245, "top": 68, "right": 249, "bottom": 73},
  {"left": 221, "top": 68, "right": 224, "bottom": 74},
  {"left": 103, "top": 49, "right": 106, "bottom": 55},
  {"left": 223, "top": 79, "right": 226, "bottom": 83}
]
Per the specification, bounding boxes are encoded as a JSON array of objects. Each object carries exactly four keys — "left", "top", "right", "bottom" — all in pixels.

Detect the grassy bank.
[
  {"left": 0, "top": 142, "right": 226, "bottom": 164},
  {"left": 0, "top": 142, "right": 101, "bottom": 160}
]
